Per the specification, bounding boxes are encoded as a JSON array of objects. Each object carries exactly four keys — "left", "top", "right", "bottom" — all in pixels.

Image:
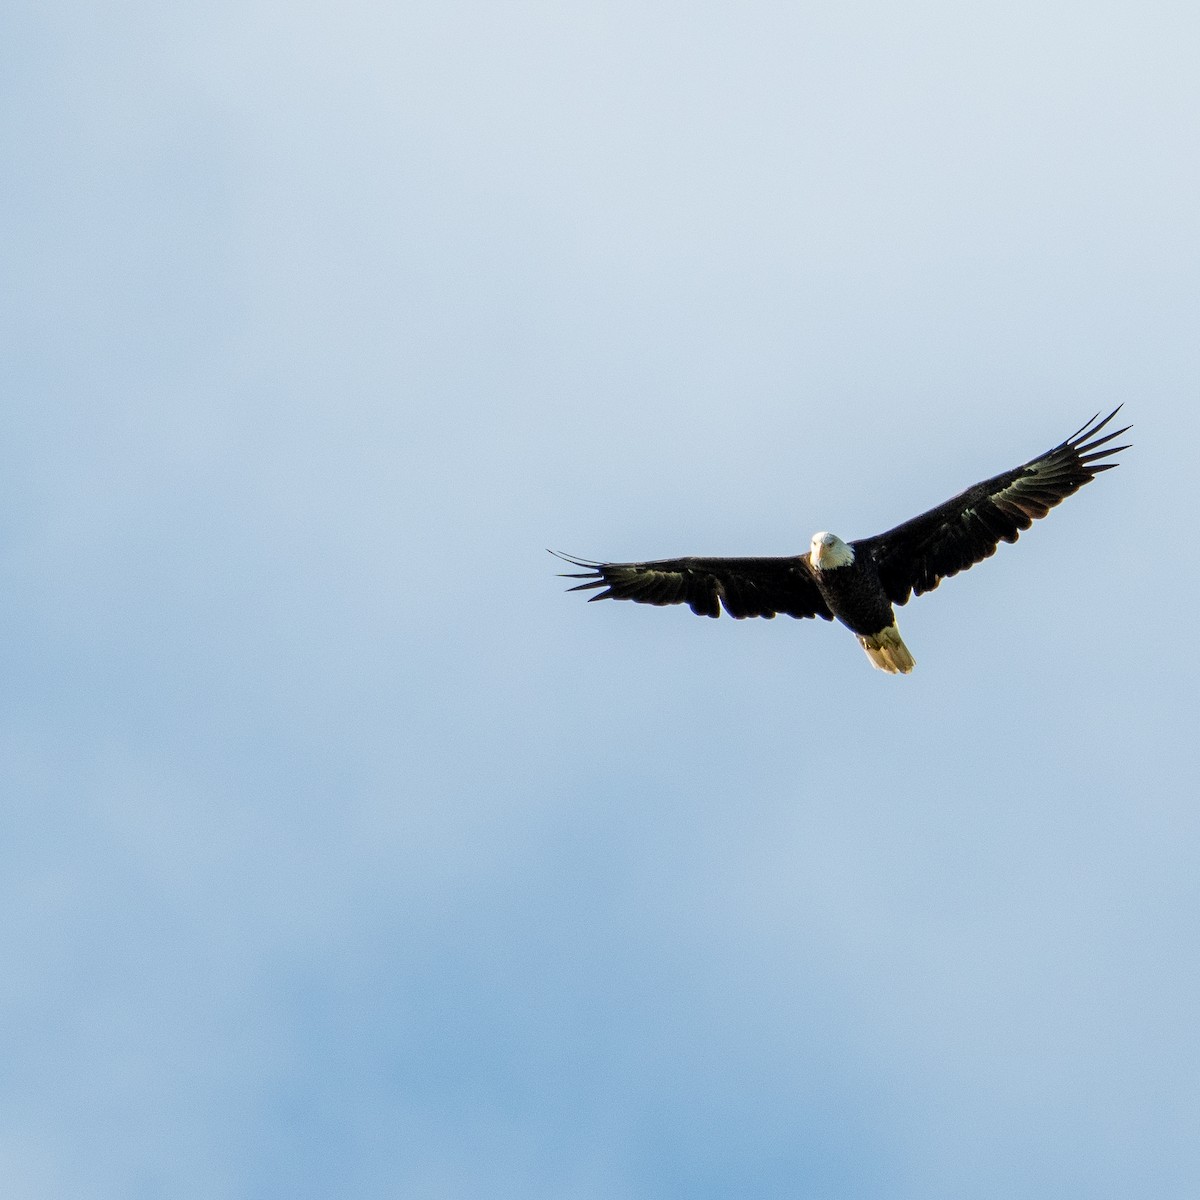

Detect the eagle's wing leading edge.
[
  {"left": 551, "top": 552, "right": 833, "bottom": 621},
  {"left": 855, "top": 408, "right": 1131, "bottom": 606}
]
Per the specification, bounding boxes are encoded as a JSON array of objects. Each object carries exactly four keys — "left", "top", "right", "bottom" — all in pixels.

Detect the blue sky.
[{"left": 2, "top": 1, "right": 1198, "bottom": 1196}]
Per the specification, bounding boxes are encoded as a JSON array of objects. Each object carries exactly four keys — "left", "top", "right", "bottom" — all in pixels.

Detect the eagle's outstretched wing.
[
  {"left": 551, "top": 552, "right": 833, "bottom": 621},
  {"left": 856, "top": 408, "right": 1131, "bottom": 606}
]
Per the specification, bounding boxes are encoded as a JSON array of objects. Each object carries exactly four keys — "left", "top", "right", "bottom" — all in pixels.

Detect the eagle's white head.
[{"left": 809, "top": 531, "right": 855, "bottom": 571}]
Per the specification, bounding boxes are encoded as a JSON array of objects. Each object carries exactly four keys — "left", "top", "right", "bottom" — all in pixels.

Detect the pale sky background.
[{"left": 2, "top": 1, "right": 1198, "bottom": 1197}]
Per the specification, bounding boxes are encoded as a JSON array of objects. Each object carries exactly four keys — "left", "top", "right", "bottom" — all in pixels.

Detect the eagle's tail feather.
[{"left": 857, "top": 623, "right": 915, "bottom": 674}]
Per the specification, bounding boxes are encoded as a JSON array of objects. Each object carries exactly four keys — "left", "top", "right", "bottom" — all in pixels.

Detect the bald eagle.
[{"left": 553, "top": 409, "right": 1129, "bottom": 674}]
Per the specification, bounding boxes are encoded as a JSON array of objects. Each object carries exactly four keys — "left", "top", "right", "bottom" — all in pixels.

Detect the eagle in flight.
[{"left": 553, "top": 409, "right": 1129, "bottom": 674}]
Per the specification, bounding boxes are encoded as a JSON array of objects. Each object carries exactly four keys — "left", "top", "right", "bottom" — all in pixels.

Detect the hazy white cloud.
[{"left": 1, "top": 0, "right": 1197, "bottom": 1195}]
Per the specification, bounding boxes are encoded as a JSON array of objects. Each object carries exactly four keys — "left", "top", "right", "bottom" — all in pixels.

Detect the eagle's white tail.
[{"left": 857, "top": 623, "right": 915, "bottom": 674}]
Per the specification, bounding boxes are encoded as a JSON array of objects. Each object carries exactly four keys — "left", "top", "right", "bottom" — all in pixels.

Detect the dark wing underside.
[
  {"left": 855, "top": 408, "right": 1130, "bottom": 606},
  {"left": 551, "top": 552, "right": 833, "bottom": 621}
]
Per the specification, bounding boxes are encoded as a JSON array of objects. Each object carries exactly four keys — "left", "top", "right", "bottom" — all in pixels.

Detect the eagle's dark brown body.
[{"left": 811, "top": 550, "right": 892, "bottom": 638}]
